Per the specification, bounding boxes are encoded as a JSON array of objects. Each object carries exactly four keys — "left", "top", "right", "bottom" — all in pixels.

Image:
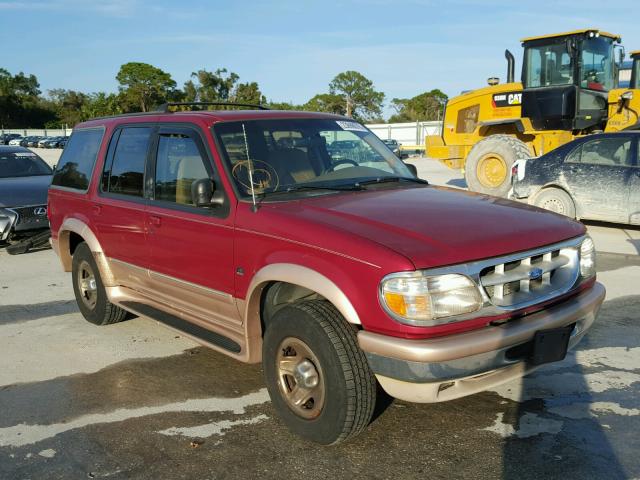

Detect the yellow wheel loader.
[{"left": 426, "top": 29, "right": 640, "bottom": 196}]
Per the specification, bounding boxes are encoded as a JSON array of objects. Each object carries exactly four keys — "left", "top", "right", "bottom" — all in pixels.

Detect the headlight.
[
  {"left": 380, "top": 272, "right": 483, "bottom": 326},
  {"left": 580, "top": 236, "right": 596, "bottom": 278}
]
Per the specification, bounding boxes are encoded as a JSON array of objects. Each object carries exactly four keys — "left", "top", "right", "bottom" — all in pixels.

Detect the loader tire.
[{"left": 465, "top": 135, "right": 532, "bottom": 197}]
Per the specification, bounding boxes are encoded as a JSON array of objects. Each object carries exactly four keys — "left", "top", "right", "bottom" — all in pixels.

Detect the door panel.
[
  {"left": 146, "top": 126, "right": 238, "bottom": 327},
  {"left": 563, "top": 136, "right": 633, "bottom": 222},
  {"left": 93, "top": 126, "right": 153, "bottom": 275}
]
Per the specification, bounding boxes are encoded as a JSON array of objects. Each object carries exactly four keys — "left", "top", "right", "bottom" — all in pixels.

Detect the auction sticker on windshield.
[{"left": 336, "top": 121, "right": 368, "bottom": 132}]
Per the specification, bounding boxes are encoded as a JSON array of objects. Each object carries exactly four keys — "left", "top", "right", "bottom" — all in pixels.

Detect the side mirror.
[
  {"left": 404, "top": 162, "right": 418, "bottom": 177},
  {"left": 191, "top": 178, "right": 225, "bottom": 208}
]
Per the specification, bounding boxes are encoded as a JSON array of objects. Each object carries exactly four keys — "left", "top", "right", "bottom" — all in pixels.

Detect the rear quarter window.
[{"left": 51, "top": 128, "right": 104, "bottom": 191}]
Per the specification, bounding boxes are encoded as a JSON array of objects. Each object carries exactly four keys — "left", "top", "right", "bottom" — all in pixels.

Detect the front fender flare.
[{"left": 244, "top": 263, "right": 361, "bottom": 327}]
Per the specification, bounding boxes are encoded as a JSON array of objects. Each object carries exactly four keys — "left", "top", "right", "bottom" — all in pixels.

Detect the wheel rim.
[
  {"left": 541, "top": 197, "right": 565, "bottom": 214},
  {"left": 275, "top": 337, "right": 325, "bottom": 419},
  {"left": 477, "top": 154, "right": 507, "bottom": 188},
  {"left": 77, "top": 260, "right": 98, "bottom": 309}
]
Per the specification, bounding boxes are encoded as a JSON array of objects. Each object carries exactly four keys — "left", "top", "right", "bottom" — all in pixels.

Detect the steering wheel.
[
  {"left": 232, "top": 159, "right": 280, "bottom": 194},
  {"left": 327, "top": 159, "right": 359, "bottom": 172}
]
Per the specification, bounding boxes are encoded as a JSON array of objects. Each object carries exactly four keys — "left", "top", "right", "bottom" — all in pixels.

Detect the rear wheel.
[
  {"left": 465, "top": 135, "right": 532, "bottom": 196},
  {"left": 262, "top": 300, "right": 376, "bottom": 445},
  {"left": 72, "top": 242, "right": 128, "bottom": 325},
  {"left": 532, "top": 188, "right": 576, "bottom": 218}
]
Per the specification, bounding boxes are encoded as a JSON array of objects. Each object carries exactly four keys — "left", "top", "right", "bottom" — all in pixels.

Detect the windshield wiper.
[
  {"left": 354, "top": 176, "right": 428, "bottom": 187},
  {"left": 263, "top": 184, "right": 364, "bottom": 197}
]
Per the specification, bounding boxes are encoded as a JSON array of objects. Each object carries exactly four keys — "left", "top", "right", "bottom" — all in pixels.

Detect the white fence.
[
  {"left": 1, "top": 128, "right": 72, "bottom": 137},
  {"left": 366, "top": 121, "right": 442, "bottom": 148}
]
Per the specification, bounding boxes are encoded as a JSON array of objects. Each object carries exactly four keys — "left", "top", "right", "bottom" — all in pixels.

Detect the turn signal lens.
[
  {"left": 580, "top": 236, "right": 596, "bottom": 278},
  {"left": 380, "top": 273, "right": 483, "bottom": 325}
]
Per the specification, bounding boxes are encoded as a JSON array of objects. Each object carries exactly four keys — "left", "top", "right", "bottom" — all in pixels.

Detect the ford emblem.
[
  {"left": 528, "top": 267, "right": 543, "bottom": 280},
  {"left": 33, "top": 207, "right": 47, "bottom": 216}
]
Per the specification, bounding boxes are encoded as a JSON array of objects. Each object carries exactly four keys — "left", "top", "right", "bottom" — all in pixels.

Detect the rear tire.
[
  {"left": 71, "top": 242, "right": 128, "bottom": 326},
  {"left": 532, "top": 187, "right": 576, "bottom": 218},
  {"left": 465, "top": 134, "right": 532, "bottom": 196},
  {"left": 262, "top": 300, "right": 376, "bottom": 445}
]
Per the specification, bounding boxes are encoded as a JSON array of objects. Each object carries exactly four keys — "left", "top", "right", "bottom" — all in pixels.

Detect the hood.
[
  {"left": 265, "top": 185, "right": 585, "bottom": 269},
  {"left": 0, "top": 175, "right": 52, "bottom": 208}
]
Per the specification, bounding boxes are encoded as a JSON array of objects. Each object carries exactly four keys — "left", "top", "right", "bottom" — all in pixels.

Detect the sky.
[{"left": 1, "top": 0, "right": 639, "bottom": 114}]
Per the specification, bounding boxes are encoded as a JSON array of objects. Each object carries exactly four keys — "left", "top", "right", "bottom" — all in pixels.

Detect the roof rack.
[{"left": 157, "top": 102, "right": 270, "bottom": 112}]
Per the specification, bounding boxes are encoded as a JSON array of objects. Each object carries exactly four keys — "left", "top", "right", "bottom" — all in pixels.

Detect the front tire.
[
  {"left": 71, "top": 242, "right": 128, "bottom": 325},
  {"left": 465, "top": 134, "right": 532, "bottom": 196},
  {"left": 262, "top": 300, "right": 376, "bottom": 445}
]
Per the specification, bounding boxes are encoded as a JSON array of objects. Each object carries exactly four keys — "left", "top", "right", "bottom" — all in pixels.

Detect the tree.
[
  {"left": 267, "top": 101, "right": 303, "bottom": 110},
  {"left": 303, "top": 93, "right": 345, "bottom": 115},
  {"left": 116, "top": 62, "right": 177, "bottom": 112},
  {"left": 47, "top": 89, "right": 89, "bottom": 126},
  {"left": 328, "top": 71, "right": 384, "bottom": 121},
  {"left": 0, "top": 68, "right": 54, "bottom": 127},
  {"left": 388, "top": 89, "right": 448, "bottom": 123},
  {"left": 82, "top": 92, "right": 123, "bottom": 119},
  {"left": 232, "top": 81, "right": 266, "bottom": 105},
  {"left": 183, "top": 68, "right": 239, "bottom": 103}
]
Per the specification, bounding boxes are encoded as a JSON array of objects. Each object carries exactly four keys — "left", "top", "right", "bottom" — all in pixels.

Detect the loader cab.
[
  {"left": 521, "top": 29, "right": 621, "bottom": 132},
  {"left": 631, "top": 51, "right": 640, "bottom": 90}
]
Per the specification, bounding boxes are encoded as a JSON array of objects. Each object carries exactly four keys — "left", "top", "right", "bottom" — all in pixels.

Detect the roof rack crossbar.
[{"left": 157, "top": 102, "right": 269, "bottom": 112}]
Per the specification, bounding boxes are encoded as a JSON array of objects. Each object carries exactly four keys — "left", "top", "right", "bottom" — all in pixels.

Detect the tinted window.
[
  {"left": 105, "top": 127, "right": 151, "bottom": 197},
  {"left": 154, "top": 134, "right": 209, "bottom": 205},
  {"left": 568, "top": 137, "right": 633, "bottom": 167},
  {"left": 0, "top": 151, "right": 52, "bottom": 178},
  {"left": 51, "top": 128, "right": 104, "bottom": 190}
]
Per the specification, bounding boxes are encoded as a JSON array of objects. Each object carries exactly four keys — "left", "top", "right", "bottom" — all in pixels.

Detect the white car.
[{"left": 8, "top": 137, "right": 24, "bottom": 146}]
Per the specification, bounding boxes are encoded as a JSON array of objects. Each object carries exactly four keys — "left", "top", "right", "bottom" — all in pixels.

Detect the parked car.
[
  {"left": 49, "top": 105, "right": 604, "bottom": 445},
  {"left": 8, "top": 136, "right": 25, "bottom": 146},
  {"left": 26, "top": 136, "right": 44, "bottom": 148},
  {"left": 511, "top": 132, "right": 640, "bottom": 225},
  {"left": 37, "top": 137, "right": 54, "bottom": 148},
  {"left": 0, "top": 133, "right": 22, "bottom": 145},
  {"left": 0, "top": 146, "right": 52, "bottom": 248},
  {"left": 43, "top": 136, "right": 65, "bottom": 148},
  {"left": 19, "top": 136, "right": 40, "bottom": 147},
  {"left": 382, "top": 138, "right": 408, "bottom": 159},
  {"left": 58, "top": 137, "right": 69, "bottom": 149}
]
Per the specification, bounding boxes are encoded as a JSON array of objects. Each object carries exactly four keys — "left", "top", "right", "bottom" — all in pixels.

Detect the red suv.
[{"left": 48, "top": 103, "right": 605, "bottom": 444}]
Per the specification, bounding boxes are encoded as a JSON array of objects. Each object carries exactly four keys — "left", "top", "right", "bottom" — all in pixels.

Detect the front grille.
[
  {"left": 10, "top": 205, "right": 48, "bottom": 226},
  {"left": 479, "top": 245, "right": 579, "bottom": 308}
]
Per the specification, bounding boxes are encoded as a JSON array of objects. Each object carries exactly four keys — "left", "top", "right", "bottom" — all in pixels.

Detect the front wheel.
[
  {"left": 465, "top": 135, "right": 532, "bottom": 196},
  {"left": 262, "top": 300, "right": 376, "bottom": 445}
]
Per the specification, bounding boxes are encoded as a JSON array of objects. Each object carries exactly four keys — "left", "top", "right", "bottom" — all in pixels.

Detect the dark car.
[
  {"left": 58, "top": 137, "right": 69, "bottom": 149},
  {"left": 382, "top": 139, "right": 408, "bottom": 160},
  {"left": 26, "top": 136, "right": 44, "bottom": 148},
  {"left": 43, "top": 136, "right": 64, "bottom": 148},
  {"left": 510, "top": 132, "right": 640, "bottom": 225},
  {"left": 0, "top": 146, "right": 53, "bottom": 249},
  {"left": 19, "top": 136, "right": 41, "bottom": 147}
]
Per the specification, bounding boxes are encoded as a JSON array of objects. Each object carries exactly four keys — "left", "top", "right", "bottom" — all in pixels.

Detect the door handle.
[{"left": 150, "top": 215, "right": 161, "bottom": 227}]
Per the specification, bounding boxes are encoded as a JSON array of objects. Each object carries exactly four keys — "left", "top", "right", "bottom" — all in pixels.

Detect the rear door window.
[
  {"left": 51, "top": 128, "right": 104, "bottom": 191},
  {"left": 568, "top": 137, "right": 633, "bottom": 167},
  {"left": 102, "top": 127, "right": 152, "bottom": 197}
]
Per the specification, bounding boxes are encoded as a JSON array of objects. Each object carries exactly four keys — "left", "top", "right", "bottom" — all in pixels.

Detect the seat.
[{"left": 268, "top": 148, "right": 316, "bottom": 185}]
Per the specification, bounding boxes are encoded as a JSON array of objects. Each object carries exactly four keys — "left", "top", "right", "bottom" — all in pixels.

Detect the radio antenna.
[{"left": 241, "top": 123, "right": 258, "bottom": 211}]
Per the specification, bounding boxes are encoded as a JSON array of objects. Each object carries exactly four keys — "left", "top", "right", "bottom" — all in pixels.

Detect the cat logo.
[{"left": 492, "top": 92, "right": 522, "bottom": 108}]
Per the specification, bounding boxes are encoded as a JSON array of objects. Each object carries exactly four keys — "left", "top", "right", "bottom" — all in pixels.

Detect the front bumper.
[{"left": 358, "top": 282, "right": 605, "bottom": 403}]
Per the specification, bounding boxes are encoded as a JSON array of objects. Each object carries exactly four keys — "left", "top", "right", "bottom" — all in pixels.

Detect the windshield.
[
  {"left": 524, "top": 42, "right": 574, "bottom": 88},
  {"left": 580, "top": 37, "right": 615, "bottom": 91},
  {"left": 633, "top": 57, "right": 639, "bottom": 90},
  {"left": 0, "top": 151, "right": 52, "bottom": 178},
  {"left": 213, "top": 118, "right": 414, "bottom": 198}
]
